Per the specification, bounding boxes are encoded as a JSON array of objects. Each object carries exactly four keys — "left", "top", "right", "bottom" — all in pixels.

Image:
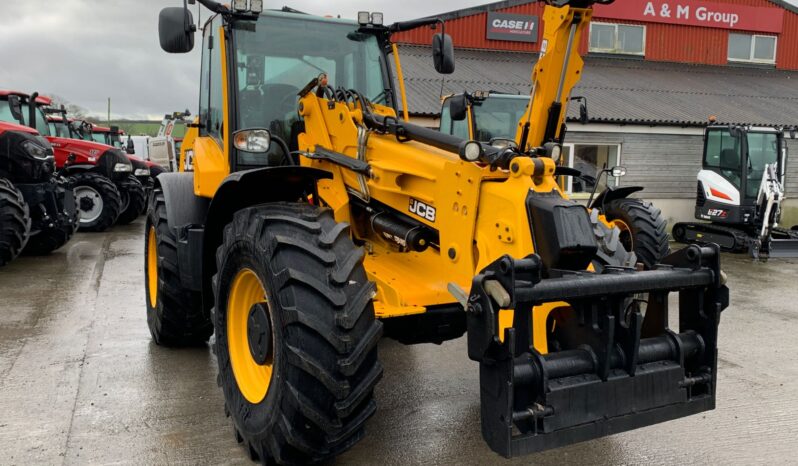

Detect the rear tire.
[
  {"left": 145, "top": 188, "right": 212, "bottom": 346},
  {"left": 603, "top": 199, "right": 670, "bottom": 269},
  {"left": 72, "top": 172, "right": 121, "bottom": 232},
  {"left": 116, "top": 175, "right": 146, "bottom": 225},
  {"left": 213, "top": 203, "right": 382, "bottom": 465},
  {"left": 0, "top": 178, "right": 31, "bottom": 266}
]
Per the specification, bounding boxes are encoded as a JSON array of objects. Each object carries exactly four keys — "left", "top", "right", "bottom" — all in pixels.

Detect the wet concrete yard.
[{"left": 1, "top": 219, "right": 798, "bottom": 465}]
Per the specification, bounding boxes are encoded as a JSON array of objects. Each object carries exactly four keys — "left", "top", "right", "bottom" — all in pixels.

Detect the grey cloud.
[{"left": 0, "top": 0, "right": 487, "bottom": 119}]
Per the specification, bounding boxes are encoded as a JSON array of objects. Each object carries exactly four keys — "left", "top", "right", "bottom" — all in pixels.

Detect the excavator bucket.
[
  {"left": 767, "top": 230, "right": 798, "bottom": 258},
  {"left": 466, "top": 245, "right": 729, "bottom": 457}
]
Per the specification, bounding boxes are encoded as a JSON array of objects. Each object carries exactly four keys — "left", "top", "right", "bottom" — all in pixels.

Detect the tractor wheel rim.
[
  {"left": 611, "top": 219, "right": 634, "bottom": 252},
  {"left": 228, "top": 268, "right": 274, "bottom": 404},
  {"left": 74, "top": 186, "right": 103, "bottom": 224},
  {"left": 147, "top": 226, "right": 158, "bottom": 308}
]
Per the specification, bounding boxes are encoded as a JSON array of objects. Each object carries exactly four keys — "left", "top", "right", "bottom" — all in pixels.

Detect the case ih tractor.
[
  {"left": 0, "top": 119, "right": 77, "bottom": 266},
  {"left": 0, "top": 91, "right": 146, "bottom": 230},
  {"left": 89, "top": 123, "right": 164, "bottom": 194},
  {"left": 441, "top": 91, "right": 669, "bottom": 269},
  {"left": 149, "top": 0, "right": 729, "bottom": 463}
]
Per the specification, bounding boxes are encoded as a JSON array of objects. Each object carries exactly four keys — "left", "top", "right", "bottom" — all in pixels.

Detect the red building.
[
  {"left": 390, "top": 0, "right": 798, "bottom": 226},
  {"left": 394, "top": 0, "right": 798, "bottom": 69}
]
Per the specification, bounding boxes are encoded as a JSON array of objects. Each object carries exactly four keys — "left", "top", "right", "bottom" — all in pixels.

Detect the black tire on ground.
[
  {"left": 72, "top": 172, "right": 122, "bottom": 232},
  {"left": 116, "top": 175, "right": 147, "bottom": 225},
  {"left": 0, "top": 178, "right": 31, "bottom": 266},
  {"left": 603, "top": 198, "right": 670, "bottom": 269},
  {"left": 213, "top": 203, "right": 382, "bottom": 465},
  {"left": 145, "top": 189, "right": 212, "bottom": 346}
]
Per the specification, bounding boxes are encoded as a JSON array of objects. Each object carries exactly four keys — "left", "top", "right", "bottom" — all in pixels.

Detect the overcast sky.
[
  {"left": 0, "top": 0, "right": 486, "bottom": 120},
  {"left": 0, "top": 0, "right": 795, "bottom": 120}
]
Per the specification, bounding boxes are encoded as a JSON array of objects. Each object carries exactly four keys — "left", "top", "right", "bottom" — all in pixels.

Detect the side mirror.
[
  {"left": 159, "top": 7, "right": 195, "bottom": 54},
  {"left": 449, "top": 94, "right": 468, "bottom": 121},
  {"left": 610, "top": 166, "right": 627, "bottom": 177},
  {"left": 110, "top": 125, "right": 120, "bottom": 134},
  {"left": 432, "top": 33, "right": 455, "bottom": 74},
  {"left": 7, "top": 95, "right": 23, "bottom": 122},
  {"left": 126, "top": 139, "right": 135, "bottom": 154}
]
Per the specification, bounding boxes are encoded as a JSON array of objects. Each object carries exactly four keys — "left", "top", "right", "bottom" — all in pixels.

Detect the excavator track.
[{"left": 671, "top": 222, "right": 752, "bottom": 253}]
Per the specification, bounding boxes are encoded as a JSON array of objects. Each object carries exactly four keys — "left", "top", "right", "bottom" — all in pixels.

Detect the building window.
[
  {"left": 563, "top": 144, "right": 622, "bottom": 195},
  {"left": 589, "top": 23, "right": 645, "bottom": 56},
  {"left": 728, "top": 33, "right": 777, "bottom": 64}
]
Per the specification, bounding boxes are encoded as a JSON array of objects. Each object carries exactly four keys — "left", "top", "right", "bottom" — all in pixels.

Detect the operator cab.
[
  {"left": 699, "top": 125, "right": 785, "bottom": 225},
  {"left": 199, "top": 10, "right": 396, "bottom": 171}
]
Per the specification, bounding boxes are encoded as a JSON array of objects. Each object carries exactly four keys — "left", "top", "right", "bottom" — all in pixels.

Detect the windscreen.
[
  {"left": 472, "top": 96, "right": 528, "bottom": 142},
  {"left": 233, "top": 15, "right": 388, "bottom": 165},
  {"left": 0, "top": 100, "right": 51, "bottom": 136}
]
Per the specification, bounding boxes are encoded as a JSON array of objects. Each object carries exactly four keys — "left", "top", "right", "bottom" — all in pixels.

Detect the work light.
[
  {"left": 232, "top": 0, "right": 248, "bottom": 12},
  {"left": 358, "top": 11, "right": 370, "bottom": 25},
  {"left": 250, "top": 0, "right": 263, "bottom": 13},
  {"left": 459, "top": 140, "right": 483, "bottom": 162},
  {"left": 371, "top": 12, "right": 384, "bottom": 26}
]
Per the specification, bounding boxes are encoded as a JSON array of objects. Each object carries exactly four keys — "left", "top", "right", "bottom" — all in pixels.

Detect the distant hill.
[{"left": 106, "top": 120, "right": 187, "bottom": 138}]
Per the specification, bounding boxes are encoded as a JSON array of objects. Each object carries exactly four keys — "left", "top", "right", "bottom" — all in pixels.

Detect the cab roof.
[{"left": 0, "top": 90, "right": 53, "bottom": 105}]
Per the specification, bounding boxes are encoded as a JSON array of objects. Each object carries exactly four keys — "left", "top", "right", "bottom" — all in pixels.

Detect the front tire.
[
  {"left": 116, "top": 175, "right": 147, "bottom": 225},
  {"left": 213, "top": 203, "right": 382, "bottom": 465},
  {"left": 0, "top": 178, "right": 31, "bottom": 266},
  {"left": 604, "top": 199, "right": 669, "bottom": 269},
  {"left": 145, "top": 188, "right": 212, "bottom": 346},
  {"left": 72, "top": 172, "right": 122, "bottom": 232}
]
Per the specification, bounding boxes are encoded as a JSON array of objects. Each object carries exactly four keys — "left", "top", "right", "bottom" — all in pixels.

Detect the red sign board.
[{"left": 594, "top": 0, "right": 784, "bottom": 34}]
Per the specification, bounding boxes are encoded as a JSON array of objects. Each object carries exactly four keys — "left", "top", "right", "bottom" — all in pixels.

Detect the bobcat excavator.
[
  {"left": 673, "top": 123, "right": 798, "bottom": 258},
  {"left": 150, "top": 0, "right": 729, "bottom": 463}
]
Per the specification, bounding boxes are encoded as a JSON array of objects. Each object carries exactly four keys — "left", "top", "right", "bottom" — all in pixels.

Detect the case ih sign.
[
  {"left": 486, "top": 12, "right": 538, "bottom": 42},
  {"left": 594, "top": 0, "right": 784, "bottom": 33}
]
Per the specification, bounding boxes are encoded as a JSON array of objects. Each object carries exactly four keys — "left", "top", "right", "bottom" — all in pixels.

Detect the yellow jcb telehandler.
[{"left": 148, "top": 0, "right": 729, "bottom": 463}]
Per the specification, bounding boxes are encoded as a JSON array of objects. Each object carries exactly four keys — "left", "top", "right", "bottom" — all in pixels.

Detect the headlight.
[
  {"left": 114, "top": 162, "right": 133, "bottom": 173},
  {"left": 21, "top": 140, "right": 52, "bottom": 160},
  {"left": 459, "top": 140, "right": 483, "bottom": 162},
  {"left": 134, "top": 168, "right": 151, "bottom": 176},
  {"left": 233, "top": 129, "right": 271, "bottom": 153}
]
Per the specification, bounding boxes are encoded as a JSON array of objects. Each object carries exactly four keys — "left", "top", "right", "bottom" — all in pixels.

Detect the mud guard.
[
  {"left": 200, "top": 166, "right": 331, "bottom": 312},
  {"left": 589, "top": 185, "right": 643, "bottom": 211},
  {"left": 466, "top": 245, "right": 728, "bottom": 457}
]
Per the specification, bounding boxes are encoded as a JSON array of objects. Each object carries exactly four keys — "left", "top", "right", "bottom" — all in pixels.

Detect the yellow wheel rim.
[
  {"left": 147, "top": 226, "right": 158, "bottom": 308},
  {"left": 227, "top": 268, "right": 274, "bottom": 404},
  {"left": 611, "top": 219, "right": 634, "bottom": 252}
]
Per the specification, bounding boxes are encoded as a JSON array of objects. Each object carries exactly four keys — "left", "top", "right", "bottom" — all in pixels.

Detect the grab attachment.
[{"left": 466, "top": 245, "right": 729, "bottom": 457}]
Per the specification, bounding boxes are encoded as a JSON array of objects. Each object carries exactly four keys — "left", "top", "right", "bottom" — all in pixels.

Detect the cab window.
[
  {"left": 704, "top": 128, "right": 742, "bottom": 188},
  {"left": 439, "top": 99, "right": 469, "bottom": 139},
  {"left": 199, "top": 15, "right": 225, "bottom": 146}
]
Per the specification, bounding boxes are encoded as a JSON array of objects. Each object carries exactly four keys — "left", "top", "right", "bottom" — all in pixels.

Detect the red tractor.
[
  {"left": 0, "top": 119, "right": 77, "bottom": 265},
  {"left": 0, "top": 90, "right": 145, "bottom": 231},
  {"left": 90, "top": 123, "right": 165, "bottom": 192}
]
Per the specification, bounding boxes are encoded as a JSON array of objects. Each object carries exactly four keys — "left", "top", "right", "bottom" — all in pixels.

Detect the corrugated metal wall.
[
  {"left": 563, "top": 131, "right": 797, "bottom": 200},
  {"left": 564, "top": 131, "right": 704, "bottom": 199},
  {"left": 392, "top": 0, "right": 798, "bottom": 70}
]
